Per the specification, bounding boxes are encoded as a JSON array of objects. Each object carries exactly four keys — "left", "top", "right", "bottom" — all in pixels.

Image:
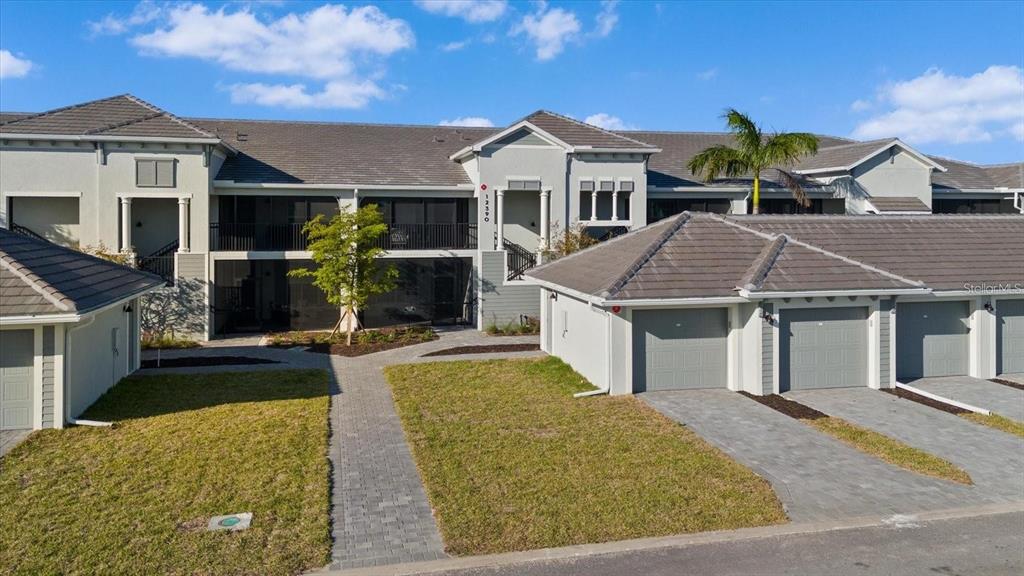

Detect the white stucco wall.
[
  {"left": 8, "top": 196, "right": 80, "bottom": 246},
  {"left": 852, "top": 148, "right": 933, "bottom": 207},
  {"left": 548, "top": 291, "right": 609, "bottom": 389},
  {"left": 65, "top": 303, "right": 134, "bottom": 419}
]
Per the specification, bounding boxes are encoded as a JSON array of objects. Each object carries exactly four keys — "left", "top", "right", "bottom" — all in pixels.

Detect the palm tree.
[{"left": 688, "top": 109, "right": 819, "bottom": 214}]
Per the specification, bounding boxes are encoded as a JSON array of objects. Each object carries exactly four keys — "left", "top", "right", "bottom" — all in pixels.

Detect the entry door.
[
  {"left": 0, "top": 330, "right": 34, "bottom": 430},
  {"left": 634, "top": 308, "right": 728, "bottom": 391},
  {"left": 998, "top": 299, "right": 1024, "bottom": 374},
  {"left": 781, "top": 307, "right": 868, "bottom": 391},
  {"left": 897, "top": 301, "right": 970, "bottom": 380}
]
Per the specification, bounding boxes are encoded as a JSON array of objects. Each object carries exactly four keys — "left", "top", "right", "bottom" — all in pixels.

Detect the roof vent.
[
  {"left": 236, "top": 131, "right": 248, "bottom": 142},
  {"left": 432, "top": 135, "right": 445, "bottom": 143}
]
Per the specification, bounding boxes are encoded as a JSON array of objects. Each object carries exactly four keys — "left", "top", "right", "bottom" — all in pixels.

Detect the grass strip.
[
  {"left": 741, "top": 392, "right": 972, "bottom": 485},
  {"left": 388, "top": 357, "right": 786, "bottom": 556},
  {"left": 885, "top": 387, "right": 1024, "bottom": 439}
]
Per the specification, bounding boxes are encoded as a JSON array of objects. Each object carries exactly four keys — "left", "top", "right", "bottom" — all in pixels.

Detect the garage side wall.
[
  {"left": 761, "top": 303, "right": 774, "bottom": 395},
  {"left": 41, "top": 326, "right": 55, "bottom": 428},
  {"left": 738, "top": 302, "right": 763, "bottom": 394},
  {"left": 549, "top": 292, "right": 608, "bottom": 390},
  {"left": 66, "top": 305, "right": 132, "bottom": 419},
  {"left": 880, "top": 299, "right": 892, "bottom": 388}
]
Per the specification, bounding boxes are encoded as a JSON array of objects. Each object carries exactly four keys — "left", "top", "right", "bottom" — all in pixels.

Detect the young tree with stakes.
[{"left": 289, "top": 204, "right": 398, "bottom": 345}]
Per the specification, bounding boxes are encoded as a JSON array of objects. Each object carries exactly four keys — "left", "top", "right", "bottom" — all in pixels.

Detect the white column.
[
  {"left": 119, "top": 197, "right": 132, "bottom": 252},
  {"left": 177, "top": 197, "right": 190, "bottom": 252},
  {"left": 590, "top": 190, "right": 598, "bottom": 221},
  {"left": 611, "top": 190, "right": 619, "bottom": 221},
  {"left": 540, "top": 189, "right": 551, "bottom": 249},
  {"left": 496, "top": 188, "right": 505, "bottom": 248}
]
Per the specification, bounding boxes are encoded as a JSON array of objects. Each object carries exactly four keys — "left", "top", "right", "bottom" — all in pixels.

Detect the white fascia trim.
[
  {"left": 795, "top": 139, "right": 947, "bottom": 175},
  {"left": 213, "top": 181, "right": 474, "bottom": 191},
  {"left": 648, "top": 186, "right": 752, "bottom": 193},
  {"left": 605, "top": 297, "right": 748, "bottom": 307},
  {"left": 522, "top": 277, "right": 603, "bottom": 306},
  {"left": 117, "top": 192, "right": 193, "bottom": 199},
  {"left": 928, "top": 289, "right": 1024, "bottom": 298},
  {"left": 932, "top": 188, "right": 1023, "bottom": 194},
  {"left": 573, "top": 147, "right": 662, "bottom": 154},
  {"left": 1, "top": 133, "right": 222, "bottom": 145},
  {"left": 0, "top": 313, "right": 82, "bottom": 326},
  {"left": 740, "top": 288, "right": 932, "bottom": 299},
  {"left": 450, "top": 121, "right": 571, "bottom": 160},
  {"left": 3, "top": 191, "right": 82, "bottom": 198}
]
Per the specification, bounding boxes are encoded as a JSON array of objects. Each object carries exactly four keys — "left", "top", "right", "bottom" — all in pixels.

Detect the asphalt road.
[{"left": 433, "top": 511, "right": 1024, "bottom": 576}]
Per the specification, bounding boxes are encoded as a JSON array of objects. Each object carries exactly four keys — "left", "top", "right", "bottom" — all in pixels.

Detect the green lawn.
[
  {"left": 963, "top": 412, "right": 1024, "bottom": 438},
  {"left": 386, "top": 357, "right": 787, "bottom": 556},
  {"left": 0, "top": 370, "right": 331, "bottom": 576}
]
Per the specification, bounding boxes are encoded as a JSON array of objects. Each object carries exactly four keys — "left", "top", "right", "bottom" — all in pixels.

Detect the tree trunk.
[
  {"left": 346, "top": 305, "right": 353, "bottom": 347},
  {"left": 752, "top": 175, "right": 761, "bottom": 215}
]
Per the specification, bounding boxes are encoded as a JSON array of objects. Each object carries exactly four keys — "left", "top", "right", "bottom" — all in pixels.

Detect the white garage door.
[
  {"left": 781, "top": 307, "right": 868, "bottom": 391},
  {"left": 1, "top": 330, "right": 35, "bottom": 430},
  {"left": 633, "top": 308, "right": 728, "bottom": 391}
]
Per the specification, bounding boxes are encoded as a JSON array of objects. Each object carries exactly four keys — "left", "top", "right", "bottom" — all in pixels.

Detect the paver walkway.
[
  {"left": 788, "top": 388, "right": 1024, "bottom": 503},
  {"left": 327, "top": 329, "right": 543, "bottom": 570},
  {"left": 0, "top": 429, "right": 31, "bottom": 457},
  {"left": 641, "top": 390, "right": 1001, "bottom": 522},
  {"left": 908, "top": 376, "right": 1024, "bottom": 422}
]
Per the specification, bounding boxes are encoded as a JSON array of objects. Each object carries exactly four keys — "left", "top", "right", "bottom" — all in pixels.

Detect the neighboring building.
[
  {"left": 0, "top": 228, "right": 164, "bottom": 431},
  {"left": 527, "top": 213, "right": 1024, "bottom": 395},
  {"left": 1, "top": 94, "right": 1021, "bottom": 340}
]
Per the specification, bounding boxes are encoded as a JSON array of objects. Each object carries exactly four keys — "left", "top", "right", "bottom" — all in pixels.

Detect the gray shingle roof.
[
  {"left": 192, "top": 118, "right": 496, "bottom": 186},
  {"left": 867, "top": 197, "right": 931, "bottom": 212},
  {"left": 0, "top": 94, "right": 215, "bottom": 139},
  {"left": 982, "top": 163, "right": 1024, "bottom": 188},
  {"left": 621, "top": 131, "right": 853, "bottom": 188},
  {"left": 527, "top": 212, "right": 920, "bottom": 300},
  {"left": 522, "top": 111, "right": 658, "bottom": 150},
  {"left": 0, "top": 229, "right": 164, "bottom": 318},
  {"left": 737, "top": 215, "right": 1024, "bottom": 291},
  {"left": 794, "top": 139, "right": 898, "bottom": 171}
]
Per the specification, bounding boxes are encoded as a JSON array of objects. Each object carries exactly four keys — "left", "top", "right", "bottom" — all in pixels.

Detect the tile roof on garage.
[
  {"left": 734, "top": 215, "right": 1024, "bottom": 291},
  {"left": 527, "top": 212, "right": 921, "bottom": 301},
  {"left": 0, "top": 94, "right": 216, "bottom": 140},
  {"left": 0, "top": 229, "right": 164, "bottom": 318}
]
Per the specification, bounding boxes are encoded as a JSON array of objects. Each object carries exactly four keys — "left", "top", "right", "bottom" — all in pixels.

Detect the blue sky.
[{"left": 1, "top": 0, "right": 1022, "bottom": 163}]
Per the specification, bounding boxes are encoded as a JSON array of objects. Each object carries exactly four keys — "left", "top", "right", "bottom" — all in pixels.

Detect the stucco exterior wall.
[
  {"left": 8, "top": 196, "right": 80, "bottom": 246},
  {"left": 853, "top": 148, "right": 933, "bottom": 207},
  {"left": 65, "top": 304, "right": 133, "bottom": 419},
  {"left": 571, "top": 154, "right": 648, "bottom": 227},
  {"left": 548, "top": 291, "right": 609, "bottom": 389}
]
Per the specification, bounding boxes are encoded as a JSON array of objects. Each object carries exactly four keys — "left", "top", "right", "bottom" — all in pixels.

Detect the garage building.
[
  {"left": 528, "top": 213, "right": 1024, "bottom": 395},
  {"left": 1, "top": 229, "right": 163, "bottom": 431}
]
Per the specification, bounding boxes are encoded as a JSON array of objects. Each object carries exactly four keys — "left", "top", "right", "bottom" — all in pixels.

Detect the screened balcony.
[
  {"left": 211, "top": 196, "right": 338, "bottom": 251},
  {"left": 361, "top": 197, "right": 476, "bottom": 251}
]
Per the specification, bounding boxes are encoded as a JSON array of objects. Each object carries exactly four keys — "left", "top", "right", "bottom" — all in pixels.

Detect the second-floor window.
[{"left": 136, "top": 159, "right": 175, "bottom": 188}]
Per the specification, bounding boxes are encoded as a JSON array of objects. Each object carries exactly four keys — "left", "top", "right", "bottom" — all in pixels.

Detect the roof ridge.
[
  {"left": 738, "top": 235, "right": 787, "bottom": 291},
  {"left": 601, "top": 212, "right": 692, "bottom": 299},
  {"left": 716, "top": 214, "right": 925, "bottom": 289},
  {"left": 617, "top": 129, "right": 857, "bottom": 142},
  {"left": 84, "top": 111, "right": 165, "bottom": 135},
  {"left": 0, "top": 93, "right": 132, "bottom": 127},
  {"left": 814, "top": 137, "right": 896, "bottom": 151},
  {"left": 0, "top": 249, "right": 74, "bottom": 312},
  {"left": 529, "top": 109, "right": 658, "bottom": 149},
  {"left": 123, "top": 94, "right": 218, "bottom": 138},
  {"left": 190, "top": 116, "right": 500, "bottom": 131}
]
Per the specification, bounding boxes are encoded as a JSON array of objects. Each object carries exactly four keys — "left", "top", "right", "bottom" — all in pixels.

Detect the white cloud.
[
  {"left": 441, "top": 39, "right": 471, "bottom": 52},
  {"left": 584, "top": 113, "right": 634, "bottom": 130},
  {"left": 227, "top": 81, "right": 386, "bottom": 109},
  {"left": 1011, "top": 121, "right": 1024, "bottom": 142},
  {"left": 512, "top": 4, "right": 581, "bottom": 61},
  {"left": 126, "top": 3, "right": 413, "bottom": 109},
  {"left": 852, "top": 65, "right": 1024, "bottom": 144},
  {"left": 594, "top": 1, "right": 619, "bottom": 37},
  {"left": 0, "top": 49, "right": 33, "bottom": 79},
  {"left": 88, "top": 0, "right": 162, "bottom": 36},
  {"left": 696, "top": 67, "right": 717, "bottom": 81},
  {"left": 850, "top": 99, "right": 872, "bottom": 112},
  {"left": 415, "top": 1, "right": 507, "bottom": 23},
  {"left": 439, "top": 116, "right": 494, "bottom": 127}
]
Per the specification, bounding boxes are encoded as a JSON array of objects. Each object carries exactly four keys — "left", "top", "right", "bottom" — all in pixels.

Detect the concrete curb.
[{"left": 310, "top": 502, "right": 1024, "bottom": 576}]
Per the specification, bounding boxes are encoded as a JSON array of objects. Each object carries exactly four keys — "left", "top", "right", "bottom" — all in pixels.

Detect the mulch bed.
[
  {"left": 141, "top": 356, "right": 280, "bottom": 369},
  {"left": 991, "top": 378, "right": 1024, "bottom": 391},
  {"left": 883, "top": 387, "right": 968, "bottom": 415},
  {"left": 421, "top": 343, "right": 541, "bottom": 357},
  {"left": 738, "top": 392, "right": 827, "bottom": 420},
  {"left": 305, "top": 337, "right": 437, "bottom": 357}
]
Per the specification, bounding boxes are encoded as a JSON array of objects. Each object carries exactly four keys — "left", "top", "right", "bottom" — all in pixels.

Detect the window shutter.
[
  {"left": 619, "top": 180, "right": 634, "bottom": 192},
  {"left": 155, "top": 160, "right": 175, "bottom": 187},
  {"left": 136, "top": 160, "right": 157, "bottom": 187},
  {"left": 579, "top": 180, "right": 595, "bottom": 192}
]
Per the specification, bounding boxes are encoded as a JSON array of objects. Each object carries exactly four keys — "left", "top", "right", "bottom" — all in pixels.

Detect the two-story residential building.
[{"left": 1, "top": 94, "right": 1020, "bottom": 340}]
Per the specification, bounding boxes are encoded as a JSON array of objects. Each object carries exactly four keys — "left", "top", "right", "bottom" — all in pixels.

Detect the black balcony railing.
[
  {"left": 503, "top": 239, "right": 537, "bottom": 281},
  {"left": 371, "top": 223, "right": 478, "bottom": 251},
  {"left": 210, "top": 223, "right": 309, "bottom": 251},
  {"left": 138, "top": 239, "right": 178, "bottom": 284}
]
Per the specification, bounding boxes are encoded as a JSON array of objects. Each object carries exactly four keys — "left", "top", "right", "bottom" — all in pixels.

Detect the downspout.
[
  {"left": 63, "top": 315, "right": 113, "bottom": 427},
  {"left": 573, "top": 303, "right": 611, "bottom": 398}
]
